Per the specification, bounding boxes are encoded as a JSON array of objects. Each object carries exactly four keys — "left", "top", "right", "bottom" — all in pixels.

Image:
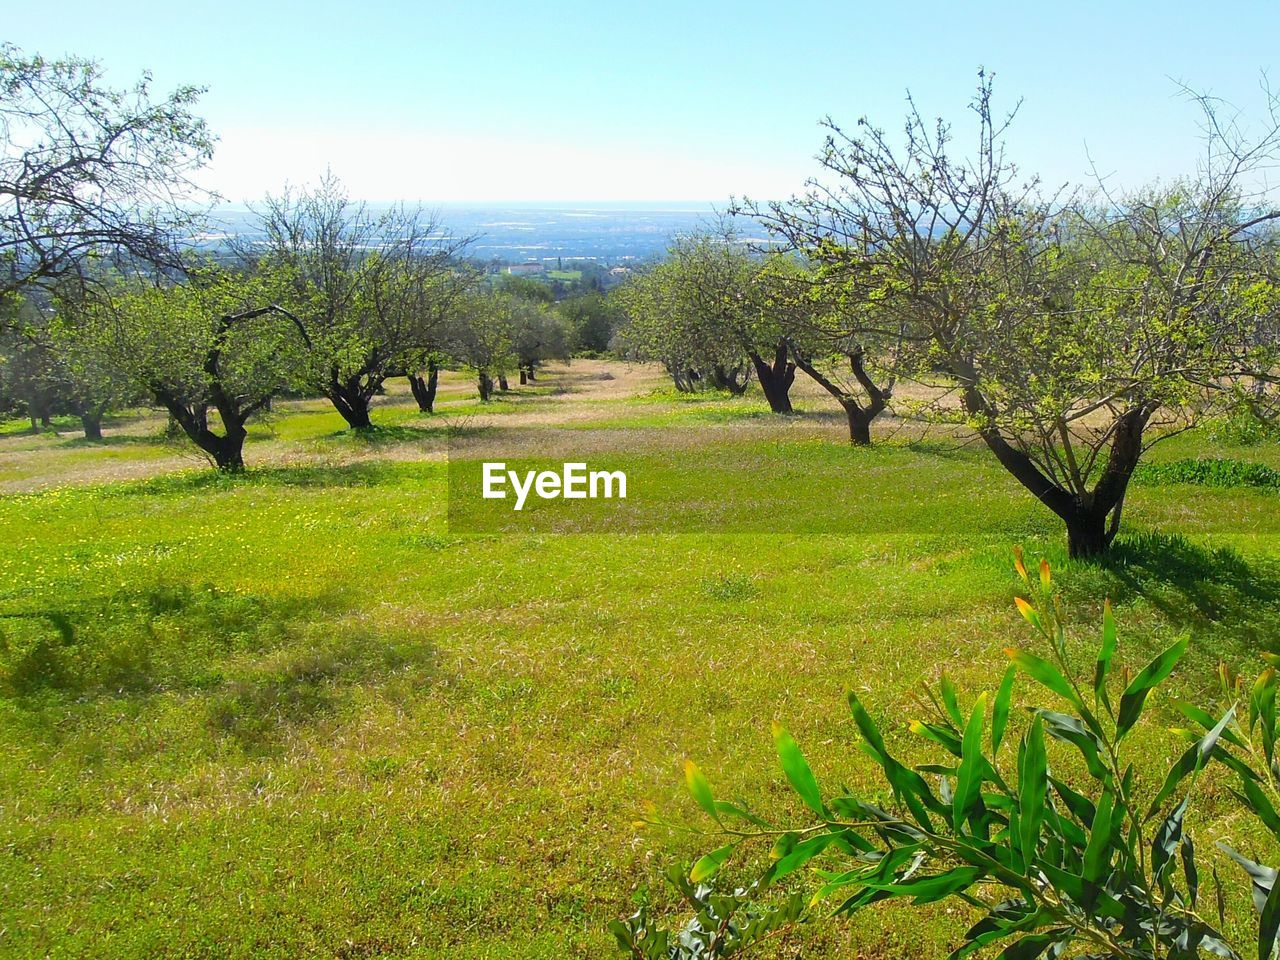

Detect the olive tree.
[
  {"left": 512, "top": 298, "right": 571, "bottom": 383},
  {"left": 403, "top": 268, "right": 478, "bottom": 413},
  {"left": 613, "top": 234, "right": 753, "bottom": 396},
  {"left": 447, "top": 291, "right": 517, "bottom": 402}
]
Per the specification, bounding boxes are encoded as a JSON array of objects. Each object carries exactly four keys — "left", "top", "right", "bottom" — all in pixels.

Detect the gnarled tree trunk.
[
  {"left": 408, "top": 362, "right": 439, "bottom": 413},
  {"left": 790, "top": 342, "right": 890, "bottom": 446},
  {"left": 327, "top": 371, "right": 376, "bottom": 429},
  {"left": 749, "top": 339, "right": 797, "bottom": 413},
  {"left": 155, "top": 393, "right": 249, "bottom": 472},
  {"left": 709, "top": 363, "right": 750, "bottom": 396},
  {"left": 959, "top": 377, "right": 1151, "bottom": 558}
]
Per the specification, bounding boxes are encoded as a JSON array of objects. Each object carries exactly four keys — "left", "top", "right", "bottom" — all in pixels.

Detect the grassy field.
[{"left": 3, "top": 360, "right": 1279, "bottom": 958}]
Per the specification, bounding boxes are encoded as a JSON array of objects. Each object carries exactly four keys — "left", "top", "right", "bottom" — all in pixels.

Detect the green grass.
[
  {"left": 1133, "top": 456, "right": 1280, "bottom": 489},
  {"left": 2, "top": 367, "right": 1279, "bottom": 957}
]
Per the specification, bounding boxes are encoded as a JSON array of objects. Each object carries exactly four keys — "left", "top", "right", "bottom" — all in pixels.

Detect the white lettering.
[
  {"left": 590, "top": 469, "right": 627, "bottom": 499},
  {"left": 509, "top": 469, "right": 537, "bottom": 511},
  {"left": 481, "top": 463, "right": 627, "bottom": 510},
  {"left": 482, "top": 462, "right": 507, "bottom": 499}
]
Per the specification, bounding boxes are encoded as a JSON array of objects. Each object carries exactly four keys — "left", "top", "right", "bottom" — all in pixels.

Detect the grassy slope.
[{"left": 1, "top": 364, "right": 1279, "bottom": 957}]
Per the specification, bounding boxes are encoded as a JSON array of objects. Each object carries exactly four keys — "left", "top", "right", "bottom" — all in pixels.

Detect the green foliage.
[
  {"left": 612, "top": 229, "right": 767, "bottom": 393},
  {"left": 1134, "top": 459, "right": 1280, "bottom": 491},
  {"left": 558, "top": 291, "right": 623, "bottom": 354},
  {"left": 622, "top": 553, "right": 1280, "bottom": 958},
  {"left": 609, "top": 865, "right": 805, "bottom": 959},
  {"left": 1202, "top": 411, "right": 1280, "bottom": 448}
]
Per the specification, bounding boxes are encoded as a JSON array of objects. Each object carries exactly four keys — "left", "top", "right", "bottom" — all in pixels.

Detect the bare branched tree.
[
  {"left": 0, "top": 45, "right": 214, "bottom": 301},
  {"left": 743, "top": 72, "right": 1280, "bottom": 556}
]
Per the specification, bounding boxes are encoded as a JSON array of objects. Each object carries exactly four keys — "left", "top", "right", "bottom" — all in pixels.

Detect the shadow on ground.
[
  {"left": 1061, "top": 531, "right": 1280, "bottom": 661},
  {"left": 0, "top": 580, "right": 440, "bottom": 753}
]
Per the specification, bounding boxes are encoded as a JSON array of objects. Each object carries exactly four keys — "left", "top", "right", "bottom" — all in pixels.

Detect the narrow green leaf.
[
  {"left": 1037, "top": 710, "right": 1109, "bottom": 781},
  {"left": 1082, "top": 790, "right": 1115, "bottom": 891},
  {"left": 1171, "top": 699, "right": 1249, "bottom": 749},
  {"left": 683, "top": 760, "right": 720, "bottom": 822},
  {"left": 953, "top": 693, "right": 988, "bottom": 829},
  {"left": 768, "top": 833, "right": 835, "bottom": 881},
  {"left": 1017, "top": 717, "right": 1047, "bottom": 869},
  {"left": 850, "top": 692, "right": 947, "bottom": 817},
  {"left": 1239, "top": 777, "right": 1280, "bottom": 841},
  {"left": 1261, "top": 865, "right": 1280, "bottom": 960},
  {"left": 1117, "top": 636, "right": 1189, "bottom": 739},
  {"left": 773, "top": 722, "right": 824, "bottom": 816},
  {"left": 995, "top": 930, "right": 1071, "bottom": 959},
  {"left": 1145, "top": 707, "right": 1234, "bottom": 820},
  {"left": 1094, "top": 599, "right": 1117, "bottom": 710},
  {"left": 992, "top": 664, "right": 1016, "bottom": 755},
  {"left": 1006, "top": 649, "right": 1080, "bottom": 707},
  {"left": 1152, "top": 792, "right": 1191, "bottom": 882},
  {"left": 941, "top": 673, "right": 964, "bottom": 726},
  {"left": 689, "top": 843, "right": 733, "bottom": 882},
  {"left": 1183, "top": 834, "right": 1199, "bottom": 908},
  {"left": 879, "top": 865, "right": 984, "bottom": 904}
]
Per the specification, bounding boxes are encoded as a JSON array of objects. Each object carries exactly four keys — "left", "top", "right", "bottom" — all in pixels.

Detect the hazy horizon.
[{"left": 11, "top": 1, "right": 1280, "bottom": 205}]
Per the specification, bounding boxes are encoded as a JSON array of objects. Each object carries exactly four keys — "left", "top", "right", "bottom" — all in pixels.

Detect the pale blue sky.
[{"left": 9, "top": 1, "right": 1280, "bottom": 203}]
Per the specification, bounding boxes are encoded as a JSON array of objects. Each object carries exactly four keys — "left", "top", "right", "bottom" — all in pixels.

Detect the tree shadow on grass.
[
  {"left": 1068, "top": 532, "right": 1280, "bottom": 659},
  {"left": 1, "top": 582, "right": 440, "bottom": 754},
  {"left": 203, "top": 627, "right": 439, "bottom": 755},
  {"left": 0, "top": 583, "right": 349, "bottom": 700},
  {"left": 320, "top": 423, "right": 451, "bottom": 446},
  {"left": 103, "top": 460, "right": 440, "bottom": 498},
  {"left": 59, "top": 433, "right": 177, "bottom": 449}
]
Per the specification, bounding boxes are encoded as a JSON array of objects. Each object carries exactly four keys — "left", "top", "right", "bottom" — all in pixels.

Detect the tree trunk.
[
  {"left": 328, "top": 375, "right": 374, "bottom": 429},
  {"left": 957, "top": 374, "right": 1151, "bottom": 559},
  {"left": 843, "top": 402, "right": 872, "bottom": 445},
  {"left": 789, "top": 343, "right": 887, "bottom": 444},
  {"left": 526, "top": 365, "right": 537, "bottom": 382},
  {"left": 80, "top": 412, "right": 103, "bottom": 441},
  {"left": 498, "top": 374, "right": 510, "bottom": 391},
  {"left": 750, "top": 341, "right": 796, "bottom": 413},
  {"left": 710, "top": 363, "right": 749, "bottom": 396},
  {"left": 408, "top": 363, "right": 440, "bottom": 413},
  {"left": 334, "top": 396, "right": 372, "bottom": 429},
  {"left": 156, "top": 393, "right": 248, "bottom": 473},
  {"left": 208, "top": 427, "right": 247, "bottom": 472},
  {"left": 519, "top": 369, "right": 527, "bottom": 385},
  {"left": 1065, "top": 510, "right": 1110, "bottom": 559}
]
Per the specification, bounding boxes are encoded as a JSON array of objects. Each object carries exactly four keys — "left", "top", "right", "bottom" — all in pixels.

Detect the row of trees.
[
  {"left": 1, "top": 178, "right": 589, "bottom": 470},
  {"left": 5, "top": 45, "right": 1278, "bottom": 558},
  {"left": 0, "top": 46, "right": 620, "bottom": 471},
  {"left": 612, "top": 76, "right": 1280, "bottom": 557}
]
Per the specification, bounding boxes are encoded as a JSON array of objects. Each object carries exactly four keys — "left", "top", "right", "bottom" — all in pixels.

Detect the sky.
[{"left": 8, "top": 1, "right": 1280, "bottom": 205}]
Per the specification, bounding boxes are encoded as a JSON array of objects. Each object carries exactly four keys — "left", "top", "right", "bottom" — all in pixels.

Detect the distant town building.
[{"left": 506, "top": 262, "right": 544, "bottom": 276}]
